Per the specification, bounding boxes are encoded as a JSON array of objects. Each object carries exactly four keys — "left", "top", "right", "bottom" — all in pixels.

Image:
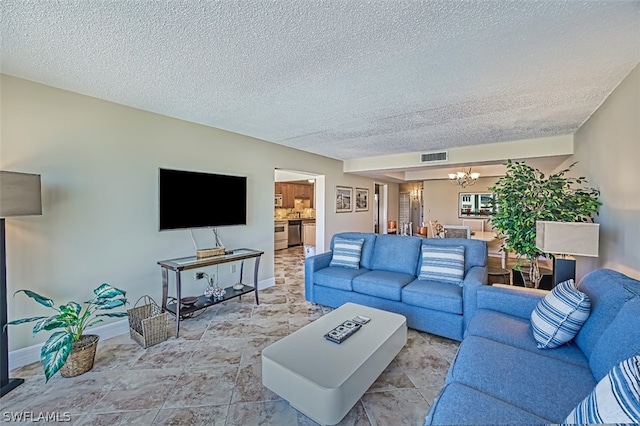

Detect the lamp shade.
[
  {"left": 536, "top": 221, "right": 599, "bottom": 257},
  {"left": 0, "top": 171, "right": 42, "bottom": 218}
]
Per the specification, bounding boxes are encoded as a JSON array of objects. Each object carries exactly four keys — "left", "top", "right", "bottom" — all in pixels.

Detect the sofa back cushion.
[
  {"left": 575, "top": 269, "right": 640, "bottom": 359},
  {"left": 418, "top": 245, "right": 466, "bottom": 285},
  {"left": 588, "top": 297, "right": 640, "bottom": 381},
  {"left": 331, "top": 233, "right": 378, "bottom": 270},
  {"left": 370, "top": 234, "right": 421, "bottom": 275},
  {"left": 330, "top": 237, "right": 365, "bottom": 269},
  {"left": 416, "top": 238, "right": 487, "bottom": 276}
]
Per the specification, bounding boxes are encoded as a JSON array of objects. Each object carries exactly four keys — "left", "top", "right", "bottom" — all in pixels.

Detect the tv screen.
[{"left": 159, "top": 168, "right": 247, "bottom": 230}]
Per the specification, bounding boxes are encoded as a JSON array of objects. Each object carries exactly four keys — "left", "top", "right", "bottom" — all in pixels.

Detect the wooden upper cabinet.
[{"left": 275, "top": 182, "right": 315, "bottom": 208}]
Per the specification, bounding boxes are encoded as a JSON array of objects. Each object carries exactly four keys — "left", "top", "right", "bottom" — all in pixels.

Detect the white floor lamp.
[{"left": 0, "top": 170, "right": 42, "bottom": 397}]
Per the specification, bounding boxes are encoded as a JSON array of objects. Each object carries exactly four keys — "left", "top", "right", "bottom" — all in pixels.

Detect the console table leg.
[
  {"left": 253, "top": 257, "right": 260, "bottom": 305},
  {"left": 175, "top": 271, "right": 182, "bottom": 338},
  {"left": 161, "top": 268, "right": 169, "bottom": 311}
]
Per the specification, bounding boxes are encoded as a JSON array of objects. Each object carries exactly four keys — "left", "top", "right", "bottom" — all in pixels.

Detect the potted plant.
[
  {"left": 488, "top": 160, "right": 601, "bottom": 288},
  {"left": 4, "top": 283, "right": 128, "bottom": 381}
]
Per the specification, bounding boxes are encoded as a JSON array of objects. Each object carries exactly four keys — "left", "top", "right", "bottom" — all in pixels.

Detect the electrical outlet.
[
  {"left": 195, "top": 272, "right": 205, "bottom": 280},
  {"left": 231, "top": 264, "right": 236, "bottom": 273}
]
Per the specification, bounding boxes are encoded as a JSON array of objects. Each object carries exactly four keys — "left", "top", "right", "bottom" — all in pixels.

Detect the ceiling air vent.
[{"left": 420, "top": 151, "right": 448, "bottom": 163}]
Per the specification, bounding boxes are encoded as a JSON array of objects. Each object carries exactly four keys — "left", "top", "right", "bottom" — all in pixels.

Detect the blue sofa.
[
  {"left": 425, "top": 268, "right": 640, "bottom": 424},
  {"left": 304, "top": 232, "right": 488, "bottom": 341}
]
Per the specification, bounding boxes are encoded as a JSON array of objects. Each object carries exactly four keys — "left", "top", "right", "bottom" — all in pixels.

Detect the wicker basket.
[
  {"left": 128, "top": 295, "right": 170, "bottom": 348},
  {"left": 60, "top": 334, "right": 99, "bottom": 378}
]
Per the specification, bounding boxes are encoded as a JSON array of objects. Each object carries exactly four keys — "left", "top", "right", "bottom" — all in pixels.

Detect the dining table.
[{"left": 470, "top": 231, "right": 506, "bottom": 268}]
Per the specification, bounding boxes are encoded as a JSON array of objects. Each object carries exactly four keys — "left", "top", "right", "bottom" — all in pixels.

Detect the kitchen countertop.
[{"left": 275, "top": 218, "right": 315, "bottom": 221}]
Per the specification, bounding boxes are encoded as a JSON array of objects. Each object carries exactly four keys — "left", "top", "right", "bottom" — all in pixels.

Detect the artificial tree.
[{"left": 488, "top": 160, "right": 601, "bottom": 288}]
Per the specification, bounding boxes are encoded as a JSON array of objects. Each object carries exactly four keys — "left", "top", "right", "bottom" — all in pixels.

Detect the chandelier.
[{"left": 448, "top": 168, "right": 480, "bottom": 188}]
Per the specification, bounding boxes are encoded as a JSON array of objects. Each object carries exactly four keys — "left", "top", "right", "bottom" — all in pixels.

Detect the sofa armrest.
[
  {"left": 476, "top": 285, "right": 548, "bottom": 320},
  {"left": 304, "top": 251, "right": 332, "bottom": 302},
  {"left": 461, "top": 265, "right": 488, "bottom": 328}
]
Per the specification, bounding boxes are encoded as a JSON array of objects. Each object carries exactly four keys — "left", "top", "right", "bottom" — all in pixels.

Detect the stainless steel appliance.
[
  {"left": 288, "top": 219, "right": 302, "bottom": 247},
  {"left": 275, "top": 220, "right": 288, "bottom": 250}
]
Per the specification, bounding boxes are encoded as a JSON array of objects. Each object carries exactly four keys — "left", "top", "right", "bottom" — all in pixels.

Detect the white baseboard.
[
  {"left": 9, "top": 278, "right": 275, "bottom": 371},
  {"left": 8, "top": 319, "right": 130, "bottom": 371}
]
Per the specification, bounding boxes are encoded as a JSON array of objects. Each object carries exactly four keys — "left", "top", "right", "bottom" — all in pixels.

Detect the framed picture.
[
  {"left": 458, "top": 192, "right": 494, "bottom": 218},
  {"left": 335, "top": 186, "right": 353, "bottom": 213},
  {"left": 355, "top": 188, "right": 369, "bottom": 211}
]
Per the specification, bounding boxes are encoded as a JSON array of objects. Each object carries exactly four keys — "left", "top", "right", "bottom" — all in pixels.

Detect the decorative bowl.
[{"left": 180, "top": 296, "right": 198, "bottom": 306}]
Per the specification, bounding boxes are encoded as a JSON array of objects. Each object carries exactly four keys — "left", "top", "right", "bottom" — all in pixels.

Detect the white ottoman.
[{"left": 262, "top": 302, "right": 407, "bottom": 425}]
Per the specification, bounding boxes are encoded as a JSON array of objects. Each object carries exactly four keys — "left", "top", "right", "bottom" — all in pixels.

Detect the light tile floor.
[{"left": 1, "top": 246, "right": 459, "bottom": 425}]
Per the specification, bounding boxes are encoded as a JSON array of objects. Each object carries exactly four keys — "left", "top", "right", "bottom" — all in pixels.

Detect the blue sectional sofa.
[
  {"left": 425, "top": 268, "right": 640, "bottom": 424},
  {"left": 304, "top": 232, "right": 488, "bottom": 341}
]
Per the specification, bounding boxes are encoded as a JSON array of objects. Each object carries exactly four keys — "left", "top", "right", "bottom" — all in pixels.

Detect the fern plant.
[{"left": 4, "top": 283, "right": 128, "bottom": 381}]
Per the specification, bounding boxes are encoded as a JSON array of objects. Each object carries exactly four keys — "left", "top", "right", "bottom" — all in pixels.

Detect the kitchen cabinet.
[{"left": 275, "top": 182, "right": 315, "bottom": 208}]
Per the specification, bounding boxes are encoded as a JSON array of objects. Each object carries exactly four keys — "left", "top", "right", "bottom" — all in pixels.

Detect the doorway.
[
  {"left": 374, "top": 183, "right": 388, "bottom": 234},
  {"left": 274, "top": 169, "right": 325, "bottom": 253}
]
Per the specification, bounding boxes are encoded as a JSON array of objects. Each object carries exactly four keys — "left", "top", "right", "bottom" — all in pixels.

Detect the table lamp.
[
  {"left": 0, "top": 170, "right": 42, "bottom": 397},
  {"left": 535, "top": 221, "right": 599, "bottom": 286}
]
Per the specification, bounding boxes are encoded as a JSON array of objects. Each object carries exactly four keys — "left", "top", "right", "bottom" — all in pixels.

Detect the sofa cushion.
[
  {"left": 449, "top": 335, "right": 596, "bottom": 422},
  {"left": 402, "top": 279, "right": 463, "bottom": 315},
  {"left": 425, "top": 382, "right": 552, "bottom": 425},
  {"left": 370, "top": 234, "right": 421, "bottom": 275},
  {"left": 314, "top": 266, "right": 369, "bottom": 291},
  {"left": 465, "top": 309, "right": 590, "bottom": 368},
  {"left": 575, "top": 269, "right": 638, "bottom": 359},
  {"left": 589, "top": 298, "right": 640, "bottom": 381},
  {"left": 352, "top": 270, "right": 415, "bottom": 301},
  {"left": 329, "top": 237, "right": 365, "bottom": 269},
  {"left": 565, "top": 355, "right": 640, "bottom": 425},
  {"left": 330, "top": 232, "right": 378, "bottom": 270},
  {"left": 531, "top": 279, "right": 591, "bottom": 349},
  {"left": 418, "top": 245, "right": 465, "bottom": 285},
  {"left": 417, "top": 238, "right": 487, "bottom": 275}
]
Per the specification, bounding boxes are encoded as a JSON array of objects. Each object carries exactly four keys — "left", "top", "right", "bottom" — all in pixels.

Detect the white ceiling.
[{"left": 2, "top": 1, "right": 639, "bottom": 179}]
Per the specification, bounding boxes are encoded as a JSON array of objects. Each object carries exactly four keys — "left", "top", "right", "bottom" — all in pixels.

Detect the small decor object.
[
  {"left": 324, "top": 320, "right": 362, "bottom": 344},
  {"left": 565, "top": 355, "right": 640, "bottom": 424},
  {"left": 5, "top": 283, "right": 128, "bottom": 381},
  {"left": 208, "top": 285, "right": 226, "bottom": 301},
  {"left": 180, "top": 296, "right": 198, "bottom": 306},
  {"left": 128, "top": 295, "right": 169, "bottom": 348},
  {"left": 355, "top": 188, "right": 369, "bottom": 212},
  {"left": 330, "top": 237, "right": 364, "bottom": 269},
  {"left": 335, "top": 186, "right": 353, "bottom": 213},
  {"left": 530, "top": 279, "right": 591, "bottom": 349}
]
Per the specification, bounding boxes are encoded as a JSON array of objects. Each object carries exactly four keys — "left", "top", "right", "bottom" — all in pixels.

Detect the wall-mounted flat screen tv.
[{"left": 159, "top": 168, "right": 247, "bottom": 230}]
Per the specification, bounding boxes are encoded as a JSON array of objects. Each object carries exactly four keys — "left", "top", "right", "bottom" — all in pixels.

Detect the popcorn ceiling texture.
[{"left": 1, "top": 1, "right": 639, "bottom": 160}]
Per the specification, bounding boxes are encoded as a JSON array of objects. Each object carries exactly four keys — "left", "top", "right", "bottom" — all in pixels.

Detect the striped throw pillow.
[
  {"left": 530, "top": 279, "right": 591, "bottom": 349},
  {"left": 329, "top": 237, "right": 365, "bottom": 269},
  {"left": 418, "top": 245, "right": 465, "bottom": 285},
  {"left": 565, "top": 355, "right": 640, "bottom": 424}
]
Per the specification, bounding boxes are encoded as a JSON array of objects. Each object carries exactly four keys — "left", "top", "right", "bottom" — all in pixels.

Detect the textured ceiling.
[{"left": 1, "top": 1, "right": 639, "bottom": 162}]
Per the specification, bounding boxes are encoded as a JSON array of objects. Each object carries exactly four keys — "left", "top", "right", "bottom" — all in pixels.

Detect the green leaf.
[
  {"left": 13, "top": 290, "right": 54, "bottom": 308},
  {"left": 85, "top": 319, "right": 103, "bottom": 328},
  {"left": 95, "top": 312, "right": 128, "bottom": 318},
  {"left": 94, "top": 283, "right": 126, "bottom": 300},
  {"left": 96, "top": 298, "right": 127, "bottom": 310},
  {"left": 41, "top": 331, "right": 73, "bottom": 382},
  {"left": 33, "top": 317, "right": 68, "bottom": 334},
  {"left": 3, "top": 316, "right": 49, "bottom": 331}
]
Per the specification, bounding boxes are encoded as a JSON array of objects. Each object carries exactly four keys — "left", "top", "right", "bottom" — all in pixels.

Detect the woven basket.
[
  {"left": 59, "top": 334, "right": 99, "bottom": 378},
  {"left": 128, "top": 295, "right": 170, "bottom": 348}
]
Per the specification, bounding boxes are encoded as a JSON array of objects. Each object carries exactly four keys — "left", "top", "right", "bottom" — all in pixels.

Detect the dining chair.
[
  {"left": 443, "top": 225, "right": 471, "bottom": 239},
  {"left": 428, "top": 221, "right": 437, "bottom": 238},
  {"left": 462, "top": 219, "right": 484, "bottom": 232}
]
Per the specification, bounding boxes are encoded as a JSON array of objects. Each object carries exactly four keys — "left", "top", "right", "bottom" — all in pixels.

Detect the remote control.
[{"left": 324, "top": 320, "right": 362, "bottom": 344}]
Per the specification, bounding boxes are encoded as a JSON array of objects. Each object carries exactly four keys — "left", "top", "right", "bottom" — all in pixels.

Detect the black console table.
[{"left": 158, "top": 248, "right": 264, "bottom": 338}]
